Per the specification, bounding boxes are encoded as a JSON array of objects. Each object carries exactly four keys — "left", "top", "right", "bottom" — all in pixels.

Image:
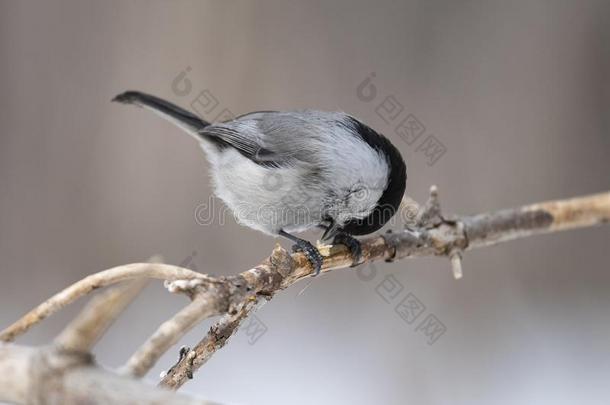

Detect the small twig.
[
  {"left": 416, "top": 185, "right": 443, "bottom": 227},
  {"left": 54, "top": 278, "right": 150, "bottom": 352},
  {"left": 449, "top": 250, "right": 463, "bottom": 280},
  {"left": 121, "top": 293, "right": 220, "bottom": 378},
  {"left": 54, "top": 255, "right": 163, "bottom": 352},
  {"left": 0, "top": 263, "right": 212, "bottom": 342},
  {"left": 159, "top": 296, "right": 263, "bottom": 389}
]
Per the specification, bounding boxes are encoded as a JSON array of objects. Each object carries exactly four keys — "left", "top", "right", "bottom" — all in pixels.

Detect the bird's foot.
[
  {"left": 291, "top": 240, "right": 324, "bottom": 276},
  {"left": 332, "top": 233, "right": 362, "bottom": 266}
]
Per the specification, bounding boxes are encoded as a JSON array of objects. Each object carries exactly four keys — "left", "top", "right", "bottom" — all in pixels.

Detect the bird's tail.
[{"left": 112, "top": 91, "right": 210, "bottom": 137}]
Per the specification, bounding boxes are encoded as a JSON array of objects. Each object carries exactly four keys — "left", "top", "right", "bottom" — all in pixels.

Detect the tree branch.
[
  {"left": 158, "top": 189, "right": 610, "bottom": 389},
  {"left": 1, "top": 189, "right": 608, "bottom": 400},
  {"left": 54, "top": 278, "right": 150, "bottom": 352},
  {"left": 160, "top": 295, "right": 263, "bottom": 388},
  {"left": 121, "top": 292, "right": 220, "bottom": 377},
  {"left": 53, "top": 256, "right": 162, "bottom": 352},
  {"left": 0, "top": 263, "right": 212, "bottom": 342}
]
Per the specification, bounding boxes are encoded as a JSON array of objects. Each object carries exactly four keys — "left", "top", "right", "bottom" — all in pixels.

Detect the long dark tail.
[{"left": 112, "top": 91, "right": 210, "bottom": 133}]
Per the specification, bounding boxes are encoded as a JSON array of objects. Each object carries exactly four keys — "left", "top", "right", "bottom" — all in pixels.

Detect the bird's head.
[{"left": 322, "top": 117, "right": 407, "bottom": 240}]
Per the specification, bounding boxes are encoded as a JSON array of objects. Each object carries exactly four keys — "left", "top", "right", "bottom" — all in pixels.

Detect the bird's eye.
[
  {"left": 354, "top": 189, "right": 366, "bottom": 200},
  {"left": 350, "top": 184, "right": 370, "bottom": 201}
]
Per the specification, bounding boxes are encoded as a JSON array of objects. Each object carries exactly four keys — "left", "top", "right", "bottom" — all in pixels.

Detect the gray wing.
[{"left": 199, "top": 110, "right": 345, "bottom": 167}]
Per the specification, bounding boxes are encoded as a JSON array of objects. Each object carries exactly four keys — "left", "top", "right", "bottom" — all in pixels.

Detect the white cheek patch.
[{"left": 322, "top": 131, "right": 390, "bottom": 225}]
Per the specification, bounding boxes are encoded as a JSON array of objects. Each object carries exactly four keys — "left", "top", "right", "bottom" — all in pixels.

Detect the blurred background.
[{"left": 1, "top": 1, "right": 609, "bottom": 404}]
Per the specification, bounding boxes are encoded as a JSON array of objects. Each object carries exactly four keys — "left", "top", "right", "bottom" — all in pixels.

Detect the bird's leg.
[
  {"left": 279, "top": 230, "right": 324, "bottom": 276},
  {"left": 317, "top": 223, "right": 362, "bottom": 267}
]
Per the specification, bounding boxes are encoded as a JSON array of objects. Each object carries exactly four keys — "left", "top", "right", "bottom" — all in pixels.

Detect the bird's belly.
[{"left": 210, "top": 150, "right": 324, "bottom": 235}]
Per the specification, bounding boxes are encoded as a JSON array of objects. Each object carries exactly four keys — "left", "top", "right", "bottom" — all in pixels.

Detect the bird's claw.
[
  {"left": 332, "top": 233, "right": 363, "bottom": 266},
  {"left": 292, "top": 240, "right": 324, "bottom": 276}
]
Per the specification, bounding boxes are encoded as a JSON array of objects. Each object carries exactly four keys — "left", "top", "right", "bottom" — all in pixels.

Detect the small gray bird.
[{"left": 113, "top": 91, "right": 406, "bottom": 274}]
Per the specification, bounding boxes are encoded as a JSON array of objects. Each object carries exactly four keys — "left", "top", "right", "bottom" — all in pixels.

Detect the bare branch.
[
  {"left": 55, "top": 256, "right": 166, "bottom": 353},
  {"left": 463, "top": 191, "right": 610, "bottom": 248},
  {"left": 54, "top": 279, "right": 150, "bottom": 352},
  {"left": 121, "top": 293, "right": 220, "bottom": 378},
  {"left": 160, "top": 295, "right": 264, "bottom": 388},
  {"left": 2, "top": 190, "right": 608, "bottom": 398},
  {"left": 160, "top": 190, "right": 610, "bottom": 389},
  {"left": 0, "top": 263, "right": 213, "bottom": 342}
]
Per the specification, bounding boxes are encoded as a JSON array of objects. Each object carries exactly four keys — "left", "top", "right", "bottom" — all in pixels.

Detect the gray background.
[{"left": 1, "top": 1, "right": 609, "bottom": 404}]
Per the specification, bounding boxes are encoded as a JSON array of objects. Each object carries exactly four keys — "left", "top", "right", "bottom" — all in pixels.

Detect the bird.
[{"left": 112, "top": 91, "right": 406, "bottom": 275}]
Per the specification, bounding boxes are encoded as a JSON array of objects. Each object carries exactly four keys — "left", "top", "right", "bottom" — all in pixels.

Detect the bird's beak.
[{"left": 321, "top": 221, "right": 341, "bottom": 242}]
